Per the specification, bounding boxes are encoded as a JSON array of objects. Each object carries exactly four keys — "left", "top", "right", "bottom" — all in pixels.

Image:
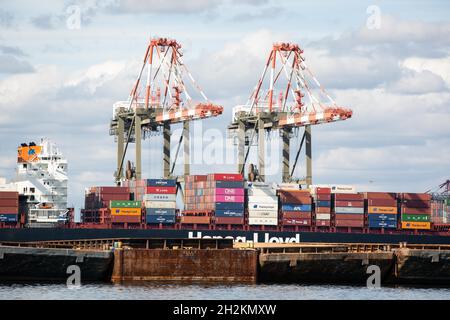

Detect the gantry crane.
[
  {"left": 110, "top": 37, "right": 223, "bottom": 185},
  {"left": 228, "top": 42, "right": 352, "bottom": 186}
]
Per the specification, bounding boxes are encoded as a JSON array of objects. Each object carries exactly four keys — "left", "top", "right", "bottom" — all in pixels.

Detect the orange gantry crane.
[
  {"left": 110, "top": 37, "right": 223, "bottom": 184},
  {"left": 228, "top": 42, "right": 352, "bottom": 185}
]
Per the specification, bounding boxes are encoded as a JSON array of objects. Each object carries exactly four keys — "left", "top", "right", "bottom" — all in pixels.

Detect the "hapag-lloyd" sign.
[{"left": 188, "top": 231, "right": 300, "bottom": 243}]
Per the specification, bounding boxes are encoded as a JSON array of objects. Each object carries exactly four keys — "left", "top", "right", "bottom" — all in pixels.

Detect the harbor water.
[{"left": 0, "top": 283, "right": 449, "bottom": 300}]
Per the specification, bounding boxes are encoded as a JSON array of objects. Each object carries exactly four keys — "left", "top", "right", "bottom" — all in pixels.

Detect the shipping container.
[
  {"left": 368, "top": 199, "right": 397, "bottom": 207},
  {"left": 110, "top": 207, "right": 141, "bottom": 216},
  {"left": 214, "top": 217, "right": 244, "bottom": 225},
  {"left": 214, "top": 209, "right": 245, "bottom": 217},
  {"left": 335, "top": 219, "right": 364, "bottom": 228},
  {"left": 248, "top": 202, "right": 278, "bottom": 211},
  {"left": 279, "top": 192, "right": 312, "bottom": 204},
  {"left": 0, "top": 207, "right": 18, "bottom": 214},
  {"left": 0, "top": 199, "right": 19, "bottom": 206},
  {"left": 146, "top": 186, "right": 177, "bottom": 194},
  {"left": 401, "top": 214, "right": 430, "bottom": 222},
  {"left": 248, "top": 217, "right": 278, "bottom": 226},
  {"left": 315, "top": 194, "right": 331, "bottom": 201},
  {"left": 401, "top": 207, "right": 431, "bottom": 215},
  {"left": 246, "top": 188, "right": 277, "bottom": 197},
  {"left": 282, "top": 218, "right": 311, "bottom": 226},
  {"left": 247, "top": 195, "right": 278, "bottom": 204},
  {"left": 401, "top": 221, "right": 431, "bottom": 230},
  {"left": 368, "top": 220, "right": 397, "bottom": 229},
  {"left": 316, "top": 207, "right": 331, "bottom": 213},
  {"left": 316, "top": 219, "right": 331, "bottom": 227},
  {"left": 0, "top": 192, "right": 19, "bottom": 199},
  {"left": 281, "top": 204, "right": 312, "bottom": 212},
  {"left": 109, "top": 200, "right": 141, "bottom": 208},
  {"left": 215, "top": 202, "right": 245, "bottom": 210},
  {"left": 401, "top": 200, "right": 431, "bottom": 208},
  {"left": 368, "top": 214, "right": 397, "bottom": 221},
  {"left": 334, "top": 200, "right": 364, "bottom": 207},
  {"left": 143, "top": 194, "right": 177, "bottom": 202},
  {"left": 248, "top": 210, "right": 278, "bottom": 218},
  {"left": 146, "top": 208, "right": 176, "bottom": 216},
  {"left": 364, "top": 192, "right": 396, "bottom": 200},
  {"left": 316, "top": 201, "right": 331, "bottom": 207},
  {"left": 334, "top": 207, "right": 364, "bottom": 214},
  {"left": 215, "top": 181, "right": 245, "bottom": 189},
  {"left": 215, "top": 188, "right": 245, "bottom": 196},
  {"left": 368, "top": 206, "right": 397, "bottom": 214},
  {"left": 400, "top": 193, "right": 432, "bottom": 201},
  {"left": 282, "top": 212, "right": 311, "bottom": 219},
  {"left": 180, "top": 216, "right": 211, "bottom": 224},
  {"left": 146, "top": 215, "right": 176, "bottom": 224},
  {"left": 316, "top": 213, "right": 331, "bottom": 220},
  {"left": 147, "top": 179, "right": 177, "bottom": 187},
  {"left": 215, "top": 195, "right": 244, "bottom": 203},
  {"left": 335, "top": 214, "right": 364, "bottom": 220},
  {"left": 334, "top": 193, "right": 364, "bottom": 201},
  {"left": 144, "top": 201, "right": 177, "bottom": 209},
  {"left": 207, "top": 173, "right": 243, "bottom": 181},
  {"left": 111, "top": 215, "right": 141, "bottom": 223},
  {"left": 0, "top": 214, "right": 18, "bottom": 222}
]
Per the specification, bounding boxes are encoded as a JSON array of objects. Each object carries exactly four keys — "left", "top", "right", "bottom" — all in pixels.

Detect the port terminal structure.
[
  {"left": 228, "top": 42, "right": 352, "bottom": 186},
  {"left": 109, "top": 38, "right": 223, "bottom": 186}
]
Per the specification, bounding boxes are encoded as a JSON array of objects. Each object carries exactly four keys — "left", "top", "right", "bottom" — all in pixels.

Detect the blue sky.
[{"left": 0, "top": 0, "right": 449, "bottom": 215}]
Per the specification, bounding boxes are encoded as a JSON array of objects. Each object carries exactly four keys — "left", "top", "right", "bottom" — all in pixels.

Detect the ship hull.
[{"left": 0, "top": 228, "right": 449, "bottom": 244}]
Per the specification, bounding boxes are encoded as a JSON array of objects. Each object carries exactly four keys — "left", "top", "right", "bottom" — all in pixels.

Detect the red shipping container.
[
  {"left": 315, "top": 194, "right": 331, "bottom": 201},
  {"left": 368, "top": 199, "right": 397, "bottom": 207},
  {"left": 401, "top": 207, "right": 431, "bottom": 215},
  {"left": 0, "top": 199, "right": 19, "bottom": 206},
  {"left": 0, "top": 192, "right": 19, "bottom": 199},
  {"left": 401, "top": 200, "right": 430, "bottom": 208},
  {"left": 97, "top": 186, "right": 129, "bottom": 194},
  {"left": 282, "top": 212, "right": 312, "bottom": 219},
  {"left": 207, "top": 173, "right": 243, "bottom": 181},
  {"left": 400, "top": 193, "right": 431, "bottom": 201},
  {"left": 335, "top": 219, "right": 364, "bottom": 228},
  {"left": 0, "top": 207, "right": 18, "bottom": 214},
  {"left": 334, "top": 201, "right": 364, "bottom": 208},
  {"left": 334, "top": 214, "right": 364, "bottom": 220},
  {"left": 146, "top": 186, "right": 177, "bottom": 194},
  {"left": 279, "top": 193, "right": 311, "bottom": 204},
  {"left": 316, "top": 207, "right": 331, "bottom": 213},
  {"left": 334, "top": 193, "right": 364, "bottom": 201},
  {"left": 316, "top": 187, "right": 331, "bottom": 194},
  {"left": 111, "top": 215, "right": 141, "bottom": 223},
  {"left": 214, "top": 217, "right": 244, "bottom": 225},
  {"left": 364, "top": 192, "right": 396, "bottom": 200},
  {"left": 316, "top": 219, "right": 331, "bottom": 227},
  {"left": 282, "top": 218, "right": 311, "bottom": 226}
]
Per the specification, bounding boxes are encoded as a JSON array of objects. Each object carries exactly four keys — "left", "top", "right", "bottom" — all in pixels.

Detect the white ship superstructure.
[{"left": 14, "top": 138, "right": 68, "bottom": 227}]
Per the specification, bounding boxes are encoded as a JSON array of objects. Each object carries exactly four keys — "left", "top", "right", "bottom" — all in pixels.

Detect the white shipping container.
[
  {"left": 143, "top": 194, "right": 177, "bottom": 202},
  {"left": 247, "top": 195, "right": 278, "bottom": 204},
  {"left": 248, "top": 210, "right": 278, "bottom": 218},
  {"left": 276, "top": 183, "right": 301, "bottom": 190},
  {"left": 144, "top": 201, "right": 177, "bottom": 209},
  {"left": 245, "top": 181, "right": 273, "bottom": 188},
  {"left": 247, "top": 188, "right": 277, "bottom": 197},
  {"left": 311, "top": 184, "right": 356, "bottom": 194},
  {"left": 316, "top": 213, "right": 331, "bottom": 220},
  {"left": 247, "top": 202, "right": 278, "bottom": 211},
  {"left": 248, "top": 217, "right": 278, "bottom": 226}
]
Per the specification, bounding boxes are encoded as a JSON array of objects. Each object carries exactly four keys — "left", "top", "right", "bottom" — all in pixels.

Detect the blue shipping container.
[
  {"left": 147, "top": 179, "right": 177, "bottom": 187},
  {"left": 368, "top": 220, "right": 397, "bottom": 228},
  {"left": 215, "top": 181, "right": 245, "bottom": 188},
  {"left": 282, "top": 204, "right": 312, "bottom": 212},
  {"left": 316, "top": 201, "right": 331, "bottom": 207},
  {"left": 214, "top": 209, "right": 244, "bottom": 217},
  {"left": 368, "top": 214, "right": 398, "bottom": 221},
  {"left": 146, "top": 208, "right": 176, "bottom": 216},
  {"left": 215, "top": 202, "right": 245, "bottom": 210},
  {"left": 146, "top": 215, "right": 176, "bottom": 224},
  {"left": 0, "top": 214, "right": 17, "bottom": 222}
]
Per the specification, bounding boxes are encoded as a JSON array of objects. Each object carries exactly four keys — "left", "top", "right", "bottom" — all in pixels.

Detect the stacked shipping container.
[
  {"left": 0, "top": 191, "right": 19, "bottom": 223},
  {"left": 333, "top": 192, "right": 365, "bottom": 228},
  {"left": 247, "top": 182, "right": 278, "bottom": 226},
  {"left": 110, "top": 200, "right": 141, "bottom": 223},
  {"left": 145, "top": 179, "right": 177, "bottom": 224},
  {"left": 82, "top": 186, "right": 130, "bottom": 223},
  {"left": 123, "top": 179, "right": 147, "bottom": 201},
  {"left": 279, "top": 188, "right": 311, "bottom": 227},
  {"left": 365, "top": 192, "right": 398, "bottom": 229},
  {"left": 400, "top": 193, "right": 432, "bottom": 230},
  {"left": 311, "top": 187, "right": 331, "bottom": 227}
]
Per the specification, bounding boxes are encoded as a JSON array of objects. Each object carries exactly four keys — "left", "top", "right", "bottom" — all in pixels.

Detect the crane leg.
[
  {"left": 305, "top": 125, "right": 312, "bottom": 187},
  {"left": 183, "top": 121, "right": 190, "bottom": 176},
  {"left": 116, "top": 117, "right": 124, "bottom": 183},
  {"left": 238, "top": 120, "right": 245, "bottom": 176},
  {"left": 282, "top": 127, "right": 291, "bottom": 183},
  {"left": 163, "top": 122, "right": 171, "bottom": 178},
  {"left": 135, "top": 115, "right": 142, "bottom": 180},
  {"left": 258, "top": 118, "right": 265, "bottom": 182}
]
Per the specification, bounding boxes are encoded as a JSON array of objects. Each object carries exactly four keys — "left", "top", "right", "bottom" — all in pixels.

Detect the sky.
[{"left": 0, "top": 0, "right": 449, "bottom": 216}]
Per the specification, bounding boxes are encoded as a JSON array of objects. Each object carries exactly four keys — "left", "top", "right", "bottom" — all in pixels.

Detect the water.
[{"left": 0, "top": 283, "right": 449, "bottom": 300}]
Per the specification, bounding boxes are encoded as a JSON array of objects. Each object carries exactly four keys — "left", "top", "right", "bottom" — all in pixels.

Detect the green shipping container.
[
  {"left": 401, "top": 214, "right": 430, "bottom": 222},
  {"left": 446, "top": 198, "right": 450, "bottom": 206},
  {"left": 110, "top": 200, "right": 141, "bottom": 208}
]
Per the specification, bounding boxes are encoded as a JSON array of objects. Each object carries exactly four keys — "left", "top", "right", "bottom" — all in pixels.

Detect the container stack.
[
  {"left": 247, "top": 182, "right": 278, "bottom": 226},
  {"left": 0, "top": 191, "right": 19, "bottom": 223},
  {"left": 311, "top": 187, "right": 332, "bottom": 227},
  {"left": 279, "top": 188, "right": 311, "bottom": 227},
  {"left": 110, "top": 200, "right": 142, "bottom": 224},
  {"left": 123, "top": 179, "right": 147, "bottom": 201},
  {"left": 213, "top": 177, "right": 245, "bottom": 225},
  {"left": 82, "top": 186, "right": 130, "bottom": 223},
  {"left": 183, "top": 175, "right": 211, "bottom": 225},
  {"left": 333, "top": 192, "right": 365, "bottom": 228},
  {"left": 431, "top": 199, "right": 449, "bottom": 224},
  {"left": 400, "top": 193, "right": 432, "bottom": 230},
  {"left": 365, "top": 192, "right": 398, "bottom": 229},
  {"left": 145, "top": 179, "right": 177, "bottom": 225}
]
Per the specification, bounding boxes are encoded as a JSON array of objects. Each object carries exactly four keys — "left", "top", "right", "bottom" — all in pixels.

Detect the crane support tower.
[
  {"left": 110, "top": 37, "right": 223, "bottom": 185},
  {"left": 228, "top": 42, "right": 352, "bottom": 186}
]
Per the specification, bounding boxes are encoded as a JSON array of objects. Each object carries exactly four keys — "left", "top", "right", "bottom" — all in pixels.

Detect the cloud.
[
  {"left": 0, "top": 10, "right": 14, "bottom": 28},
  {"left": 389, "top": 69, "right": 447, "bottom": 94},
  {"left": 0, "top": 45, "right": 34, "bottom": 74}
]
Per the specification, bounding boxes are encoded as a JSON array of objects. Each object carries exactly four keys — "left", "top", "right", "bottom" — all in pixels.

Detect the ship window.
[
  {"left": 23, "top": 164, "right": 27, "bottom": 168},
  {"left": 30, "top": 187, "right": 35, "bottom": 193}
]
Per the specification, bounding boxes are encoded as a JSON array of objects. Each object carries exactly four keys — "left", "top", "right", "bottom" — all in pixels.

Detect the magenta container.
[
  {"left": 215, "top": 188, "right": 244, "bottom": 196},
  {"left": 215, "top": 195, "right": 245, "bottom": 203}
]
